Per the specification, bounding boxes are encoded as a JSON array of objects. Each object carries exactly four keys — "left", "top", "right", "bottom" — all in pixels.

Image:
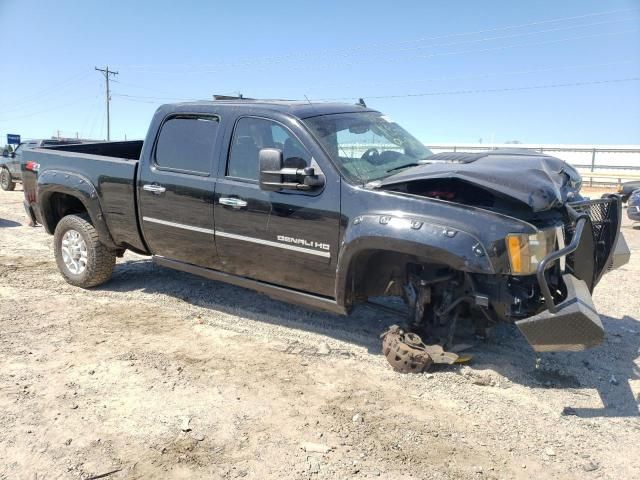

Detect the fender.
[
  {"left": 36, "top": 170, "right": 117, "bottom": 249},
  {"left": 335, "top": 213, "right": 497, "bottom": 308}
]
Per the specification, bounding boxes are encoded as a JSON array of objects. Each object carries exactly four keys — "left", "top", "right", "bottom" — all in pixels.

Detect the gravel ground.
[{"left": 1, "top": 186, "right": 639, "bottom": 480}]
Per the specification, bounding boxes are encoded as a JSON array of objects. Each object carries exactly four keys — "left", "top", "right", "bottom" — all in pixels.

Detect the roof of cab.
[{"left": 156, "top": 99, "right": 378, "bottom": 119}]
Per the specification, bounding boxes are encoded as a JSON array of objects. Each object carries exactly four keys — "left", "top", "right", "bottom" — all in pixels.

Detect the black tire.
[
  {"left": 0, "top": 167, "right": 15, "bottom": 191},
  {"left": 53, "top": 214, "right": 115, "bottom": 288}
]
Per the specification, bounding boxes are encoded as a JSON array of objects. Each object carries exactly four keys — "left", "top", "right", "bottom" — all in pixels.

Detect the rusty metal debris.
[{"left": 381, "top": 325, "right": 459, "bottom": 373}]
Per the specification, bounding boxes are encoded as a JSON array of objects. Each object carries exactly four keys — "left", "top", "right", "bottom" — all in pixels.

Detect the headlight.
[{"left": 506, "top": 229, "right": 557, "bottom": 275}]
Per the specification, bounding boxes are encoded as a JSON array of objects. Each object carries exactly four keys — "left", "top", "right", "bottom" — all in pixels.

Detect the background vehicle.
[
  {"left": 628, "top": 189, "right": 640, "bottom": 222},
  {"left": 1, "top": 138, "right": 84, "bottom": 191},
  {"left": 21, "top": 99, "right": 623, "bottom": 364},
  {"left": 617, "top": 180, "right": 640, "bottom": 203}
]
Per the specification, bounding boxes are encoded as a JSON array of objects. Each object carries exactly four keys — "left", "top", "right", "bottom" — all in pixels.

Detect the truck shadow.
[
  {"left": 102, "top": 258, "right": 640, "bottom": 419},
  {"left": 467, "top": 316, "right": 640, "bottom": 418},
  {"left": 0, "top": 217, "right": 22, "bottom": 228}
]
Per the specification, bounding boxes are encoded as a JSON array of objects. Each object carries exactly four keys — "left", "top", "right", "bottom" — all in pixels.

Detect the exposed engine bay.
[{"left": 377, "top": 150, "right": 584, "bottom": 213}]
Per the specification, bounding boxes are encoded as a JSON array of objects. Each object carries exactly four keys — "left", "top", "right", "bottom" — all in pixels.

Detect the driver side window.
[{"left": 227, "top": 117, "right": 311, "bottom": 181}]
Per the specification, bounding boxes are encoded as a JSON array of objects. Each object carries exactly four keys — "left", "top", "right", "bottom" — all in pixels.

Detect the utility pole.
[{"left": 95, "top": 66, "right": 118, "bottom": 141}]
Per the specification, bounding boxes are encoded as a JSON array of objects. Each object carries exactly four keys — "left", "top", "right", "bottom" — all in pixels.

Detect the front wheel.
[
  {"left": 54, "top": 215, "right": 116, "bottom": 288},
  {"left": 0, "top": 168, "right": 16, "bottom": 191}
]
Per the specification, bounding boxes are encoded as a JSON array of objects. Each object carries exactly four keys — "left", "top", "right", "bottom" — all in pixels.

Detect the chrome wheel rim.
[
  {"left": 0, "top": 169, "right": 8, "bottom": 188},
  {"left": 61, "top": 229, "right": 88, "bottom": 275}
]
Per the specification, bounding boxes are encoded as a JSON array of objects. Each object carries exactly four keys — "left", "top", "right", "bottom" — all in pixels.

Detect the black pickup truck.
[{"left": 21, "top": 99, "right": 624, "bottom": 369}]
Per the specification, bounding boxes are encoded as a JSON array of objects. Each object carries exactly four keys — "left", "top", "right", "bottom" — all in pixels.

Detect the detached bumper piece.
[
  {"left": 516, "top": 274, "right": 603, "bottom": 352},
  {"left": 609, "top": 233, "right": 630, "bottom": 271},
  {"left": 516, "top": 200, "right": 617, "bottom": 352}
]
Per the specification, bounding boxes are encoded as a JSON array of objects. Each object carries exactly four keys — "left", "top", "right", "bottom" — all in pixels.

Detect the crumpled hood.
[{"left": 378, "top": 149, "right": 582, "bottom": 212}]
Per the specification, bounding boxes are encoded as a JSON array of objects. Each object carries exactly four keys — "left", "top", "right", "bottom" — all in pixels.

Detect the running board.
[{"left": 153, "top": 256, "right": 346, "bottom": 315}]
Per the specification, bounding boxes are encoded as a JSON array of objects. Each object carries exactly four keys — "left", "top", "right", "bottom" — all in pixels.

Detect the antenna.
[{"left": 357, "top": 98, "right": 367, "bottom": 108}]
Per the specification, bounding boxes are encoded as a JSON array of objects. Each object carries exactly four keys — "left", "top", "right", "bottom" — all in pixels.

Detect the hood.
[{"left": 378, "top": 149, "right": 582, "bottom": 212}]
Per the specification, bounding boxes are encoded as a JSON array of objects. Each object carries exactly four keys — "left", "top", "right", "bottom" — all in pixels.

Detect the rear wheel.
[
  {"left": 0, "top": 168, "right": 15, "bottom": 191},
  {"left": 54, "top": 215, "right": 115, "bottom": 288}
]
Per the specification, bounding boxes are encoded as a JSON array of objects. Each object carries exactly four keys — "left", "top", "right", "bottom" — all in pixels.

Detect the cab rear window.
[{"left": 154, "top": 115, "right": 219, "bottom": 174}]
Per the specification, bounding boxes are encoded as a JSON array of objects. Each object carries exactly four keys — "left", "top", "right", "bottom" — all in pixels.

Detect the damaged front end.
[
  {"left": 379, "top": 197, "right": 622, "bottom": 373},
  {"left": 374, "top": 151, "right": 625, "bottom": 359},
  {"left": 515, "top": 197, "right": 622, "bottom": 352}
]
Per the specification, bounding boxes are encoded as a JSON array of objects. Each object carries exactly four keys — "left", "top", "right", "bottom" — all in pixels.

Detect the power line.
[
  {"left": 371, "top": 17, "right": 637, "bottom": 57},
  {"left": 95, "top": 66, "right": 118, "bottom": 141},
  {"left": 109, "top": 59, "right": 638, "bottom": 103},
  {"left": 307, "top": 60, "right": 637, "bottom": 91},
  {"left": 113, "top": 7, "right": 638, "bottom": 72},
  {"left": 110, "top": 77, "right": 640, "bottom": 106},
  {"left": 313, "top": 77, "right": 640, "bottom": 102},
  {"left": 276, "top": 28, "right": 639, "bottom": 74},
  {"left": 0, "top": 97, "right": 94, "bottom": 122},
  {"left": 79, "top": 83, "right": 104, "bottom": 139},
  {"left": 88, "top": 97, "right": 104, "bottom": 139},
  {"left": 110, "top": 78, "right": 193, "bottom": 97},
  {"left": 0, "top": 71, "right": 92, "bottom": 112},
  {"left": 111, "top": 92, "right": 196, "bottom": 102},
  {"left": 110, "top": 96, "right": 163, "bottom": 105},
  {"left": 121, "top": 27, "right": 638, "bottom": 77}
]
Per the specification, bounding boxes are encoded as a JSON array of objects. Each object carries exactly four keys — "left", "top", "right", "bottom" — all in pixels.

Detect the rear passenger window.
[
  {"left": 155, "top": 116, "right": 219, "bottom": 174},
  {"left": 227, "top": 117, "right": 310, "bottom": 181}
]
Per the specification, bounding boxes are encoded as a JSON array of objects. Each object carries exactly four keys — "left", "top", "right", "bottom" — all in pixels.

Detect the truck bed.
[
  {"left": 22, "top": 141, "right": 147, "bottom": 253},
  {"left": 45, "top": 140, "right": 143, "bottom": 160}
]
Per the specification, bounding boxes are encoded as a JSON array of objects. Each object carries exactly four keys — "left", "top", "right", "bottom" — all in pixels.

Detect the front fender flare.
[{"left": 335, "top": 214, "right": 495, "bottom": 308}]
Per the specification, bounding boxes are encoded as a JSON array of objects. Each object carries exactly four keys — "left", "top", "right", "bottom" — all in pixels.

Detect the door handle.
[
  {"left": 143, "top": 184, "right": 166, "bottom": 195},
  {"left": 219, "top": 197, "right": 248, "bottom": 209}
]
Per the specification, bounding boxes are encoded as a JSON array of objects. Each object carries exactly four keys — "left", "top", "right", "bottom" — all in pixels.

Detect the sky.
[{"left": 1, "top": 0, "right": 639, "bottom": 145}]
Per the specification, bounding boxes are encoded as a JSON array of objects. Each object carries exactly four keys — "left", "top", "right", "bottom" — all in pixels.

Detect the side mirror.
[
  {"left": 10, "top": 152, "right": 16, "bottom": 158},
  {"left": 259, "top": 148, "right": 324, "bottom": 192},
  {"left": 259, "top": 148, "right": 285, "bottom": 191}
]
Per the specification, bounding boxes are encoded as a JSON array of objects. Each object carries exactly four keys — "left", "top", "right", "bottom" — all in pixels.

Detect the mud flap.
[{"left": 516, "top": 274, "right": 603, "bottom": 352}]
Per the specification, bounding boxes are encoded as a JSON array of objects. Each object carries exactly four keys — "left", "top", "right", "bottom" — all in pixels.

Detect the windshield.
[{"left": 304, "top": 111, "right": 432, "bottom": 183}]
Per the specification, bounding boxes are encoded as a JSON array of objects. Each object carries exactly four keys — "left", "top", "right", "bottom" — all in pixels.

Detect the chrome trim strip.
[
  {"left": 142, "top": 216, "right": 215, "bottom": 235},
  {"left": 216, "top": 231, "right": 331, "bottom": 258}
]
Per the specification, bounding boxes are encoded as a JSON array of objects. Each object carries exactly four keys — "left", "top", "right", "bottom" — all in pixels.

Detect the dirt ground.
[{"left": 1, "top": 186, "right": 639, "bottom": 480}]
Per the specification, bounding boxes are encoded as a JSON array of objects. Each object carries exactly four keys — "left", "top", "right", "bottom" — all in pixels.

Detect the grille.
[{"left": 563, "top": 197, "right": 620, "bottom": 284}]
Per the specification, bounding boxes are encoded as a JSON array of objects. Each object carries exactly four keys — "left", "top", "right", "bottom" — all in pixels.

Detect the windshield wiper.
[{"left": 386, "top": 162, "right": 420, "bottom": 173}]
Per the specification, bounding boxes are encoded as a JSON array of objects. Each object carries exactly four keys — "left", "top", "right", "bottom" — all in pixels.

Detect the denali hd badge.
[{"left": 277, "top": 235, "right": 330, "bottom": 251}]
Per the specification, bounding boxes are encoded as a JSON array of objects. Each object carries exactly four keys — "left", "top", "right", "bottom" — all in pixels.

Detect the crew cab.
[{"left": 21, "top": 99, "right": 624, "bottom": 359}]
